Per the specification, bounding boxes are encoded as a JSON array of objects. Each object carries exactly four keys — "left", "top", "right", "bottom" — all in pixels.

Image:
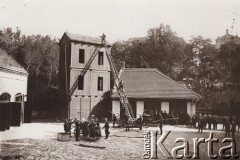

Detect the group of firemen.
[
  {"left": 190, "top": 114, "right": 220, "bottom": 130},
  {"left": 194, "top": 113, "right": 239, "bottom": 139},
  {"left": 64, "top": 117, "right": 109, "bottom": 141}
]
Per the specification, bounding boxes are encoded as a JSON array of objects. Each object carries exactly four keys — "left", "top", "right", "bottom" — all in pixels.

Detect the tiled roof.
[
  {"left": 112, "top": 68, "right": 202, "bottom": 99},
  {"left": 64, "top": 32, "right": 112, "bottom": 46},
  {"left": 0, "top": 49, "right": 27, "bottom": 74}
]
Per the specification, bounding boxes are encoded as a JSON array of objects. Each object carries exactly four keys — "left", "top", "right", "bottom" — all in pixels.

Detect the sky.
[{"left": 0, "top": 0, "right": 240, "bottom": 43}]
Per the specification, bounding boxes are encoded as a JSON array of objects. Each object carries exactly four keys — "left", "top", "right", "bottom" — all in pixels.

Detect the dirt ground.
[{"left": 0, "top": 123, "right": 239, "bottom": 160}]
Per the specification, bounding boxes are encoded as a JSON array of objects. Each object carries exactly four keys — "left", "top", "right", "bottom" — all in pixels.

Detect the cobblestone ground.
[{"left": 0, "top": 123, "right": 239, "bottom": 160}]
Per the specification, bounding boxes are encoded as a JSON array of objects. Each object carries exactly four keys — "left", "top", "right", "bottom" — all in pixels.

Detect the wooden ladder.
[{"left": 105, "top": 48, "right": 136, "bottom": 122}]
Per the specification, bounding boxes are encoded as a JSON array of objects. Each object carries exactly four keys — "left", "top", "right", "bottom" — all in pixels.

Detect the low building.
[
  {"left": 215, "top": 29, "right": 240, "bottom": 49},
  {"left": 0, "top": 49, "right": 28, "bottom": 125},
  {"left": 112, "top": 68, "right": 202, "bottom": 118}
]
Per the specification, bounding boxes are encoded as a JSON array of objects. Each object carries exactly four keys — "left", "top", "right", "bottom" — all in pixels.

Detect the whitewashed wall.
[{"left": 0, "top": 70, "right": 28, "bottom": 102}]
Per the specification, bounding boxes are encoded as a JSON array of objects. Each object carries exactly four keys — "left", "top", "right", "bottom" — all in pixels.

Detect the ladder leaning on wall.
[{"left": 67, "top": 35, "right": 136, "bottom": 122}]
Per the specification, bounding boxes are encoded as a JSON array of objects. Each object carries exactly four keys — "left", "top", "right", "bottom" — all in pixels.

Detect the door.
[
  {"left": 0, "top": 101, "right": 11, "bottom": 131},
  {"left": 0, "top": 102, "right": 6, "bottom": 131},
  {"left": 10, "top": 102, "right": 21, "bottom": 126}
]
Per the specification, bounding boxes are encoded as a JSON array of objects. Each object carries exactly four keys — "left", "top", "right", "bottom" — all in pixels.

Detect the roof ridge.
[
  {"left": 124, "top": 68, "right": 156, "bottom": 71},
  {"left": 0, "top": 48, "right": 27, "bottom": 73},
  {"left": 153, "top": 68, "right": 203, "bottom": 99},
  {"left": 65, "top": 32, "right": 101, "bottom": 40},
  {"left": 64, "top": 32, "right": 112, "bottom": 46}
]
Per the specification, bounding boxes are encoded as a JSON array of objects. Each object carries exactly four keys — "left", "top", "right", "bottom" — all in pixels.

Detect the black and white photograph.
[{"left": 0, "top": 0, "right": 240, "bottom": 159}]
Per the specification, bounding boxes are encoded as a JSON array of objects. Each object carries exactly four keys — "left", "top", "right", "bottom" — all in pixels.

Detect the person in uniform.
[
  {"left": 125, "top": 115, "right": 130, "bottom": 131},
  {"left": 198, "top": 114, "right": 204, "bottom": 133},
  {"left": 95, "top": 118, "right": 100, "bottom": 127},
  {"left": 103, "top": 118, "right": 110, "bottom": 139},
  {"left": 119, "top": 80, "right": 124, "bottom": 91},
  {"left": 223, "top": 116, "right": 227, "bottom": 130},
  {"left": 191, "top": 114, "right": 196, "bottom": 128},
  {"left": 75, "top": 120, "right": 81, "bottom": 141},
  {"left": 64, "top": 119, "right": 69, "bottom": 133},
  {"left": 213, "top": 115, "right": 218, "bottom": 130},
  {"left": 159, "top": 116, "right": 163, "bottom": 135},
  {"left": 100, "top": 33, "right": 106, "bottom": 44},
  {"left": 225, "top": 116, "right": 231, "bottom": 138},
  {"left": 139, "top": 115, "right": 143, "bottom": 130},
  {"left": 231, "top": 116, "right": 236, "bottom": 140},
  {"left": 112, "top": 114, "right": 117, "bottom": 128},
  {"left": 203, "top": 114, "right": 207, "bottom": 129},
  {"left": 208, "top": 114, "right": 212, "bottom": 130}
]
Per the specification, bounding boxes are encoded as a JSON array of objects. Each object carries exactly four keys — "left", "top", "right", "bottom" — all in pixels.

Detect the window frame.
[
  {"left": 97, "top": 77, "right": 103, "bottom": 91},
  {"left": 78, "top": 75, "right": 84, "bottom": 90},
  {"left": 79, "top": 49, "right": 85, "bottom": 64},
  {"left": 98, "top": 51, "right": 104, "bottom": 65}
]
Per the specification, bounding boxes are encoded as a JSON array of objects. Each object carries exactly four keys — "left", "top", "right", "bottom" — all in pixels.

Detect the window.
[
  {"left": 15, "top": 93, "right": 23, "bottom": 102},
  {"left": 98, "top": 51, "right": 104, "bottom": 65},
  {"left": 79, "top": 49, "right": 85, "bottom": 63},
  {"left": 97, "top": 77, "right": 103, "bottom": 91},
  {"left": 78, "top": 76, "right": 84, "bottom": 90}
]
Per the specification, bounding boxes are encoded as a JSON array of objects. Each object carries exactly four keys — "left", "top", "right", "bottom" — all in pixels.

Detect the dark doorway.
[
  {"left": 10, "top": 102, "right": 21, "bottom": 126},
  {"left": 0, "top": 102, "right": 11, "bottom": 131}
]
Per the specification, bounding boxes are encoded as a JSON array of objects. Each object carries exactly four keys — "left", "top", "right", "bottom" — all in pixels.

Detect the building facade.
[
  {"left": 112, "top": 68, "right": 202, "bottom": 118},
  {"left": 59, "top": 32, "right": 111, "bottom": 120},
  {"left": 0, "top": 49, "right": 28, "bottom": 124}
]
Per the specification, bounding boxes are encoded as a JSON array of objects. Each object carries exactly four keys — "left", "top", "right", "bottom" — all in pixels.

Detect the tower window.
[
  {"left": 98, "top": 51, "right": 104, "bottom": 65},
  {"left": 79, "top": 49, "right": 85, "bottom": 63},
  {"left": 97, "top": 77, "right": 103, "bottom": 91},
  {"left": 78, "top": 76, "right": 84, "bottom": 90}
]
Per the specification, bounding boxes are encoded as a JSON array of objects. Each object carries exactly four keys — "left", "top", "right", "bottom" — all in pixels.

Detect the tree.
[
  {"left": 111, "top": 24, "right": 187, "bottom": 79},
  {"left": 0, "top": 27, "right": 60, "bottom": 116}
]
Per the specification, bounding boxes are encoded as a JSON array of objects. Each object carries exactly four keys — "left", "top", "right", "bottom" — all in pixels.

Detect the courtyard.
[{"left": 0, "top": 122, "right": 239, "bottom": 160}]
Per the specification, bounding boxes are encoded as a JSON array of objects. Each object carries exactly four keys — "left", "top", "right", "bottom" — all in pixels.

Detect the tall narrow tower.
[{"left": 59, "top": 32, "right": 111, "bottom": 120}]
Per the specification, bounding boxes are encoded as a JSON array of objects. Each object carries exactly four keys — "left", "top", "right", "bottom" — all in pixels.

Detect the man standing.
[
  {"left": 208, "top": 114, "right": 212, "bottom": 130},
  {"left": 75, "top": 120, "right": 81, "bottom": 141},
  {"left": 223, "top": 116, "right": 227, "bottom": 130},
  {"left": 100, "top": 33, "right": 106, "bottom": 44},
  {"left": 64, "top": 119, "right": 69, "bottom": 133},
  {"left": 103, "top": 118, "right": 110, "bottom": 139},
  {"left": 212, "top": 115, "right": 217, "bottom": 130},
  {"left": 125, "top": 116, "right": 130, "bottom": 131},
  {"left": 139, "top": 115, "right": 143, "bottom": 130},
  {"left": 159, "top": 116, "right": 163, "bottom": 135},
  {"left": 198, "top": 114, "right": 204, "bottom": 133},
  {"left": 231, "top": 116, "right": 236, "bottom": 140},
  {"left": 112, "top": 114, "right": 117, "bottom": 128},
  {"left": 225, "top": 116, "right": 231, "bottom": 138}
]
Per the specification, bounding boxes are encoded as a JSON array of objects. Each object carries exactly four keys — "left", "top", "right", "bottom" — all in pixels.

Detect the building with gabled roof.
[
  {"left": 0, "top": 48, "right": 28, "bottom": 101},
  {"left": 112, "top": 68, "right": 202, "bottom": 118},
  {"left": 0, "top": 49, "right": 28, "bottom": 128}
]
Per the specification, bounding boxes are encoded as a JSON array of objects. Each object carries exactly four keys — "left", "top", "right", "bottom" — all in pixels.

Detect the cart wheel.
[{"left": 83, "top": 133, "right": 90, "bottom": 140}]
